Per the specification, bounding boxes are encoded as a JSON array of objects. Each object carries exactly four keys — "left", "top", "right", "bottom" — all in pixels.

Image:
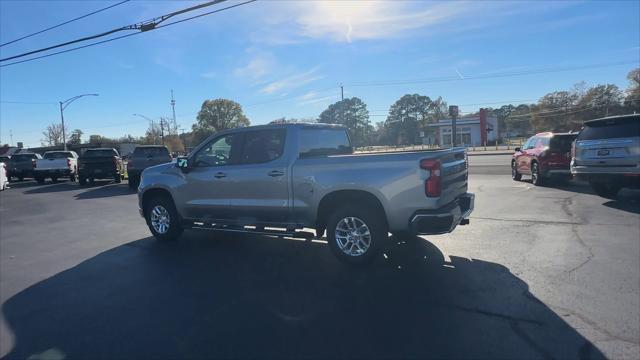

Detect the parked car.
[
  {"left": 78, "top": 148, "right": 124, "bottom": 185},
  {"left": 571, "top": 114, "right": 640, "bottom": 198},
  {"left": 126, "top": 145, "right": 172, "bottom": 190},
  {"left": 34, "top": 151, "right": 79, "bottom": 184},
  {"left": 0, "top": 155, "right": 10, "bottom": 164},
  {"left": 8, "top": 153, "right": 41, "bottom": 181},
  {"left": 512, "top": 132, "right": 578, "bottom": 185},
  {"left": 138, "top": 123, "right": 474, "bottom": 264},
  {"left": 0, "top": 161, "right": 8, "bottom": 191}
]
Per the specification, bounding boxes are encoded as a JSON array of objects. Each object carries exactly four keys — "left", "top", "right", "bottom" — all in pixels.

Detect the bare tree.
[{"left": 41, "top": 123, "right": 68, "bottom": 146}]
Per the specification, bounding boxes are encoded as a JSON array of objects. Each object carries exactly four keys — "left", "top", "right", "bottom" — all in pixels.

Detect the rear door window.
[
  {"left": 299, "top": 128, "right": 352, "bottom": 157},
  {"left": 240, "top": 129, "right": 286, "bottom": 164}
]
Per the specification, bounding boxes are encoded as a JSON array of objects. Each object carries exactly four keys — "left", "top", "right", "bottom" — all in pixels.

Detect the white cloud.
[
  {"left": 233, "top": 51, "right": 276, "bottom": 81},
  {"left": 201, "top": 70, "right": 217, "bottom": 79},
  {"left": 260, "top": 67, "right": 324, "bottom": 94},
  {"left": 298, "top": 94, "right": 338, "bottom": 106}
]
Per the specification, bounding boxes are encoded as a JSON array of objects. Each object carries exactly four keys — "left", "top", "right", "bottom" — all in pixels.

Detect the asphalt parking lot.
[{"left": 1, "top": 154, "right": 638, "bottom": 359}]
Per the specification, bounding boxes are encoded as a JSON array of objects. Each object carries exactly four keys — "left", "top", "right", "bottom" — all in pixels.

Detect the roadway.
[{"left": 0, "top": 154, "right": 638, "bottom": 359}]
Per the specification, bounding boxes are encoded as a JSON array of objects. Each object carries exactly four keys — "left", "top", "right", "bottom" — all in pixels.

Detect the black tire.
[
  {"left": 144, "top": 195, "right": 183, "bottom": 241},
  {"left": 590, "top": 182, "right": 621, "bottom": 199},
  {"left": 78, "top": 176, "right": 87, "bottom": 186},
  {"left": 114, "top": 173, "right": 122, "bottom": 183},
  {"left": 51, "top": 176, "right": 58, "bottom": 183},
  {"left": 511, "top": 161, "right": 522, "bottom": 181},
  {"left": 128, "top": 176, "right": 139, "bottom": 190},
  {"left": 531, "top": 162, "right": 543, "bottom": 186},
  {"left": 70, "top": 172, "right": 77, "bottom": 182},
  {"left": 18, "top": 175, "right": 24, "bottom": 182},
  {"left": 326, "top": 204, "right": 387, "bottom": 265},
  {"left": 36, "top": 176, "right": 45, "bottom": 185}
]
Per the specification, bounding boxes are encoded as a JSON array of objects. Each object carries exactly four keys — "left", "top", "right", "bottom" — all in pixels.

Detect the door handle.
[
  {"left": 214, "top": 172, "right": 226, "bottom": 179},
  {"left": 268, "top": 170, "right": 284, "bottom": 177}
]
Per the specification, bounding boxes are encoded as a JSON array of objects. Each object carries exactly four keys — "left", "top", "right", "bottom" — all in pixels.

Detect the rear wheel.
[
  {"left": 531, "top": 162, "right": 543, "bottom": 186},
  {"left": 78, "top": 176, "right": 87, "bottom": 186},
  {"left": 35, "top": 176, "right": 45, "bottom": 185},
  {"left": 114, "top": 173, "right": 122, "bottom": 183},
  {"left": 144, "top": 196, "right": 183, "bottom": 241},
  {"left": 327, "top": 205, "right": 386, "bottom": 265},
  {"left": 18, "top": 175, "right": 24, "bottom": 182},
  {"left": 128, "top": 176, "right": 139, "bottom": 190},
  {"left": 70, "top": 172, "right": 77, "bottom": 182},
  {"left": 590, "top": 182, "right": 621, "bottom": 199},
  {"left": 511, "top": 161, "right": 522, "bottom": 181},
  {"left": 51, "top": 176, "right": 58, "bottom": 183}
]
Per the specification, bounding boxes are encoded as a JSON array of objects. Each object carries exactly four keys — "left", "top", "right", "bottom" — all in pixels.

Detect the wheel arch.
[{"left": 316, "top": 189, "right": 388, "bottom": 231}]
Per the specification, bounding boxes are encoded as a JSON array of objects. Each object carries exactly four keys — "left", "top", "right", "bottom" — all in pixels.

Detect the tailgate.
[
  {"left": 438, "top": 149, "right": 468, "bottom": 206},
  {"left": 81, "top": 158, "right": 115, "bottom": 172},
  {"left": 576, "top": 138, "right": 640, "bottom": 167},
  {"left": 36, "top": 159, "right": 68, "bottom": 171}
]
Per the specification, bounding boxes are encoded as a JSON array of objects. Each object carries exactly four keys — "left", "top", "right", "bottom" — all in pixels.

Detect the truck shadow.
[
  {"left": 23, "top": 182, "right": 77, "bottom": 194},
  {"left": 73, "top": 182, "right": 133, "bottom": 200},
  {"left": 1, "top": 233, "right": 604, "bottom": 359}
]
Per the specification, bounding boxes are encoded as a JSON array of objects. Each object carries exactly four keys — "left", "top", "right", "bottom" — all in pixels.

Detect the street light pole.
[{"left": 60, "top": 93, "right": 99, "bottom": 150}]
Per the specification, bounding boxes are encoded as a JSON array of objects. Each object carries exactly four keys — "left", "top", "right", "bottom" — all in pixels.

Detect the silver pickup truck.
[{"left": 138, "top": 123, "right": 474, "bottom": 264}]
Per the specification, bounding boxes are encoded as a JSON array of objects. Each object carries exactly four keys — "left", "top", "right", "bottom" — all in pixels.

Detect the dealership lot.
[{"left": 0, "top": 156, "right": 638, "bottom": 359}]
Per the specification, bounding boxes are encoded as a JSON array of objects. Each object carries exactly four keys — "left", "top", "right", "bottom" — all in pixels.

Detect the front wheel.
[
  {"left": 327, "top": 205, "right": 386, "bottom": 265},
  {"left": 531, "top": 162, "right": 543, "bottom": 186},
  {"left": 144, "top": 196, "right": 183, "bottom": 241},
  {"left": 590, "top": 182, "right": 621, "bottom": 199},
  {"left": 511, "top": 161, "right": 522, "bottom": 181}
]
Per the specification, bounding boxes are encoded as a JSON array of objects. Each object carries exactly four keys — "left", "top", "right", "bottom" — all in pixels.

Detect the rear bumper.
[
  {"left": 409, "top": 193, "right": 474, "bottom": 235},
  {"left": 35, "top": 169, "right": 72, "bottom": 177},
  {"left": 79, "top": 169, "right": 119, "bottom": 179}
]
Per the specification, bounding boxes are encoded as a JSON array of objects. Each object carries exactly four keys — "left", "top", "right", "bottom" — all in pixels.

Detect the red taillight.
[
  {"left": 67, "top": 159, "right": 72, "bottom": 169},
  {"left": 420, "top": 159, "right": 441, "bottom": 197},
  {"left": 32, "top": 159, "right": 36, "bottom": 168},
  {"left": 113, "top": 156, "right": 118, "bottom": 167}
]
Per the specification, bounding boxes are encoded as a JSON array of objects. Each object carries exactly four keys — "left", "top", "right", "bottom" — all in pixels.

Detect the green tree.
[
  {"left": 318, "top": 97, "right": 371, "bottom": 146},
  {"left": 68, "top": 129, "right": 83, "bottom": 145},
  {"left": 385, "top": 94, "right": 438, "bottom": 145},
  {"left": 576, "top": 84, "right": 624, "bottom": 119},
  {"left": 192, "top": 99, "right": 250, "bottom": 144},
  {"left": 624, "top": 68, "right": 640, "bottom": 112}
]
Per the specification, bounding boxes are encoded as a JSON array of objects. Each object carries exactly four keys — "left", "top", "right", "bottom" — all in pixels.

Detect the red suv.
[{"left": 512, "top": 132, "right": 577, "bottom": 185}]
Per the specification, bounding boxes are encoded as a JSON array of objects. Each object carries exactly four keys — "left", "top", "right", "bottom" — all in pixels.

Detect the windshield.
[
  {"left": 133, "top": 147, "right": 170, "bottom": 157},
  {"left": 550, "top": 134, "right": 577, "bottom": 152},
  {"left": 578, "top": 120, "right": 640, "bottom": 140},
  {"left": 10, "top": 154, "right": 36, "bottom": 161},
  {"left": 83, "top": 150, "right": 116, "bottom": 157},
  {"left": 43, "top": 152, "right": 73, "bottom": 159}
]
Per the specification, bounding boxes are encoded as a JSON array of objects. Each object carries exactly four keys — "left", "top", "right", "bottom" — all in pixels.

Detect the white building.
[{"left": 426, "top": 108, "right": 498, "bottom": 146}]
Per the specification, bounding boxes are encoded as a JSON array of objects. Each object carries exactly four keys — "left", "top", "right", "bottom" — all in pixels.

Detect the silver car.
[{"left": 571, "top": 114, "right": 640, "bottom": 197}]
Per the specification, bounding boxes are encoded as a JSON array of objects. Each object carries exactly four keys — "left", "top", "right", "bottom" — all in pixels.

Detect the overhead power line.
[
  {"left": 0, "top": 100, "right": 57, "bottom": 105},
  {"left": 0, "top": 0, "right": 256, "bottom": 68},
  {"left": 0, "top": 0, "right": 232, "bottom": 63},
  {"left": 0, "top": 0, "right": 131, "bottom": 48}
]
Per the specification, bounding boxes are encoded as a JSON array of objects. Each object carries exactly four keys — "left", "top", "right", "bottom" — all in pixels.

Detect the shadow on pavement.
[
  {"left": 23, "top": 181, "right": 77, "bottom": 194},
  {"left": 73, "top": 182, "right": 133, "bottom": 200},
  {"left": 2, "top": 233, "right": 603, "bottom": 359},
  {"left": 602, "top": 189, "right": 640, "bottom": 214}
]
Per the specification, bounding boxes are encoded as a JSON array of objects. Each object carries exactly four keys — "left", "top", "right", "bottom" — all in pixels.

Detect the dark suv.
[
  {"left": 571, "top": 114, "right": 640, "bottom": 197},
  {"left": 512, "top": 132, "right": 577, "bottom": 186},
  {"left": 126, "top": 145, "right": 172, "bottom": 189}
]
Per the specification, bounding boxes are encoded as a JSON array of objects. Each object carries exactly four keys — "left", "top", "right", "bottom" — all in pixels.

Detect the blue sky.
[{"left": 1, "top": 0, "right": 639, "bottom": 147}]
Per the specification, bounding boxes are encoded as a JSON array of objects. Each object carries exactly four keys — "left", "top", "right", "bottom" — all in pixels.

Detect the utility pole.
[
  {"left": 170, "top": 90, "right": 177, "bottom": 134},
  {"left": 59, "top": 93, "right": 99, "bottom": 150},
  {"left": 159, "top": 118, "right": 165, "bottom": 145},
  {"left": 449, "top": 105, "right": 459, "bottom": 147},
  {"left": 340, "top": 83, "right": 344, "bottom": 101},
  {"left": 9, "top": 129, "right": 13, "bottom": 146}
]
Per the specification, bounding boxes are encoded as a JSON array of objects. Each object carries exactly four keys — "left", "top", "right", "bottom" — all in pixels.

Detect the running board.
[{"left": 188, "top": 222, "right": 315, "bottom": 239}]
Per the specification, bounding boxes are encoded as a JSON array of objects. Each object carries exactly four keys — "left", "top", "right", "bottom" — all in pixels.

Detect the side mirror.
[
  {"left": 514, "top": 147, "right": 521, "bottom": 152},
  {"left": 176, "top": 156, "right": 191, "bottom": 172}
]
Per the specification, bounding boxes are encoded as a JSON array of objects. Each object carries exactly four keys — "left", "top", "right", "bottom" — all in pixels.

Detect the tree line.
[{"left": 35, "top": 68, "right": 639, "bottom": 151}]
